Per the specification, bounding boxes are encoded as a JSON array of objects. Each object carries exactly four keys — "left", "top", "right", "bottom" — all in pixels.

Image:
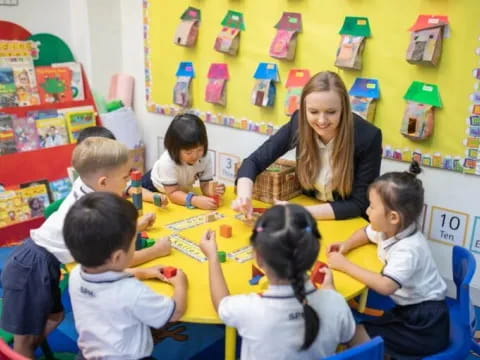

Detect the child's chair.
[
  {"left": 0, "top": 338, "right": 29, "bottom": 360},
  {"left": 324, "top": 337, "right": 384, "bottom": 359}
]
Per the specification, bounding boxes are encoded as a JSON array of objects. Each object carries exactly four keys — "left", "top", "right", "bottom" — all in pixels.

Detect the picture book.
[
  {"left": 18, "top": 184, "right": 50, "bottom": 218},
  {"left": 0, "top": 113, "right": 17, "bottom": 155},
  {"left": 49, "top": 177, "right": 72, "bottom": 201},
  {"left": 35, "top": 66, "right": 73, "bottom": 104},
  {"left": 0, "top": 190, "right": 30, "bottom": 227},
  {"left": 12, "top": 114, "right": 40, "bottom": 151},
  {"left": 52, "top": 62, "right": 85, "bottom": 101},
  {"left": 65, "top": 109, "right": 96, "bottom": 143},
  {"left": 34, "top": 110, "right": 69, "bottom": 148},
  {"left": 0, "top": 67, "right": 17, "bottom": 108},
  {"left": 21, "top": 179, "right": 53, "bottom": 203},
  {"left": 0, "top": 56, "right": 41, "bottom": 107}
]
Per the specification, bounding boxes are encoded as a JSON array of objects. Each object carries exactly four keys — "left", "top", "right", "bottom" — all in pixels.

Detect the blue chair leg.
[{"left": 471, "top": 339, "right": 480, "bottom": 356}]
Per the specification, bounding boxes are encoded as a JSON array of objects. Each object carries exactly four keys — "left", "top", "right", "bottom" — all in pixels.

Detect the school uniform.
[
  {"left": 219, "top": 281, "right": 355, "bottom": 360},
  {"left": 69, "top": 266, "right": 175, "bottom": 360},
  {"left": 362, "top": 223, "right": 449, "bottom": 356},
  {"left": 0, "top": 178, "right": 92, "bottom": 335},
  {"left": 147, "top": 150, "right": 213, "bottom": 193},
  {"left": 236, "top": 111, "right": 382, "bottom": 219}
]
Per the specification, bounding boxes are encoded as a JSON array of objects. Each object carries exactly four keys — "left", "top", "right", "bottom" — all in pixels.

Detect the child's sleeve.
[
  {"left": 337, "top": 294, "right": 356, "bottom": 344},
  {"left": 365, "top": 224, "right": 379, "bottom": 244},
  {"left": 132, "top": 284, "right": 176, "bottom": 328},
  {"left": 151, "top": 155, "right": 178, "bottom": 190},
  {"left": 381, "top": 247, "right": 417, "bottom": 288},
  {"left": 199, "top": 154, "right": 214, "bottom": 182},
  {"left": 218, "top": 294, "right": 254, "bottom": 329}
]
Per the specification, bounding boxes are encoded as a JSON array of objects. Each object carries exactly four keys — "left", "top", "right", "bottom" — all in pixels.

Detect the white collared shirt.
[
  {"left": 30, "top": 177, "right": 94, "bottom": 264},
  {"left": 219, "top": 281, "right": 355, "bottom": 360},
  {"left": 313, "top": 137, "right": 334, "bottom": 202},
  {"left": 150, "top": 150, "right": 213, "bottom": 193},
  {"left": 366, "top": 223, "right": 447, "bottom": 306},
  {"left": 69, "top": 266, "right": 175, "bottom": 360}
]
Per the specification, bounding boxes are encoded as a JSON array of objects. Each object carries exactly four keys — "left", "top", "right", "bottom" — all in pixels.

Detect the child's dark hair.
[
  {"left": 251, "top": 204, "right": 320, "bottom": 350},
  {"left": 164, "top": 113, "right": 208, "bottom": 164},
  {"left": 77, "top": 126, "right": 116, "bottom": 144},
  {"left": 369, "top": 160, "right": 424, "bottom": 232},
  {"left": 63, "top": 192, "right": 138, "bottom": 267}
]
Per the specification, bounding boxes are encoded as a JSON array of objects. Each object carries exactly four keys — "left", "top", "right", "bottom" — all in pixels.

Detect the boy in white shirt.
[
  {"left": 64, "top": 192, "right": 187, "bottom": 359},
  {"left": 0, "top": 137, "right": 171, "bottom": 358}
]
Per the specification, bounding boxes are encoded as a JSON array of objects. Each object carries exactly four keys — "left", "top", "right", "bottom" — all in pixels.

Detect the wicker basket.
[{"left": 251, "top": 159, "right": 302, "bottom": 204}]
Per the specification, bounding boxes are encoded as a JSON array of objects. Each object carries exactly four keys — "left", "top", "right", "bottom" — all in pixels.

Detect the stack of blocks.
[
  {"left": 208, "top": 181, "right": 220, "bottom": 207},
  {"left": 135, "top": 231, "right": 155, "bottom": 250},
  {"left": 130, "top": 170, "right": 143, "bottom": 216}
]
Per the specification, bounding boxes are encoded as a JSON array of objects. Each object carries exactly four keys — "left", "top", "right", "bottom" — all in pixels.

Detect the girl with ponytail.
[{"left": 200, "top": 204, "right": 355, "bottom": 360}]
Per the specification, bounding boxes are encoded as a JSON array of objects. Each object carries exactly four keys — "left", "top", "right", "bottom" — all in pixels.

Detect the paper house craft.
[
  {"left": 334, "top": 17, "right": 371, "bottom": 70},
  {"left": 284, "top": 69, "right": 310, "bottom": 115},
  {"left": 205, "top": 63, "right": 229, "bottom": 106},
  {"left": 173, "top": 62, "right": 194, "bottom": 107},
  {"left": 214, "top": 10, "right": 245, "bottom": 56},
  {"left": 173, "top": 7, "right": 201, "bottom": 47},
  {"left": 269, "top": 12, "right": 302, "bottom": 61},
  {"left": 349, "top": 78, "right": 380, "bottom": 123},
  {"left": 401, "top": 81, "right": 442, "bottom": 141},
  {"left": 406, "top": 15, "right": 448, "bottom": 66},
  {"left": 251, "top": 63, "right": 279, "bottom": 107}
]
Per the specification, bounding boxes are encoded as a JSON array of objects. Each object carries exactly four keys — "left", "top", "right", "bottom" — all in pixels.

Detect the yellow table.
[{"left": 136, "top": 188, "right": 383, "bottom": 360}]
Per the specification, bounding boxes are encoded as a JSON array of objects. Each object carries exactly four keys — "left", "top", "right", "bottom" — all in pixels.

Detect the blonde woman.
[{"left": 233, "top": 71, "right": 382, "bottom": 220}]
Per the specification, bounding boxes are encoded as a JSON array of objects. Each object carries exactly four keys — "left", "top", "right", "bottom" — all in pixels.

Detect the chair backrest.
[
  {"left": 452, "top": 245, "right": 476, "bottom": 327},
  {"left": 0, "top": 338, "right": 29, "bottom": 360},
  {"left": 324, "top": 337, "right": 384, "bottom": 360}
]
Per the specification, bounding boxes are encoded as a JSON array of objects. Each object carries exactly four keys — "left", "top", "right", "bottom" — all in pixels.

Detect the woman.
[{"left": 233, "top": 71, "right": 382, "bottom": 220}]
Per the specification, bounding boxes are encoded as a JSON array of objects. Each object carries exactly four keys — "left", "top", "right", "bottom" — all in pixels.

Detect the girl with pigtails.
[{"left": 200, "top": 204, "right": 355, "bottom": 360}]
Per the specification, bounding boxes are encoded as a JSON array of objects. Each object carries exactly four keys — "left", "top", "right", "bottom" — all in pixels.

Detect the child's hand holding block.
[
  {"left": 161, "top": 266, "right": 178, "bottom": 278},
  {"left": 310, "top": 261, "right": 327, "bottom": 287}
]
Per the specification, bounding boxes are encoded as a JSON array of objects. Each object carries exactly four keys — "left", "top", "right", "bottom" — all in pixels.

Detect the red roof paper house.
[
  {"left": 406, "top": 15, "right": 448, "bottom": 66},
  {"left": 173, "top": 7, "right": 201, "bottom": 47},
  {"left": 214, "top": 10, "right": 245, "bottom": 56},
  {"left": 334, "top": 16, "right": 371, "bottom": 70},
  {"left": 284, "top": 69, "right": 310, "bottom": 115},
  {"left": 205, "top": 63, "right": 229, "bottom": 106},
  {"left": 269, "top": 12, "right": 302, "bottom": 61}
]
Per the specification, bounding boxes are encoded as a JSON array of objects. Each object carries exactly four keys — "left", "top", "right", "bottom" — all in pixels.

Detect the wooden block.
[
  {"left": 161, "top": 266, "right": 177, "bottom": 278},
  {"left": 220, "top": 224, "right": 232, "bottom": 238},
  {"left": 310, "top": 261, "right": 327, "bottom": 287},
  {"left": 208, "top": 181, "right": 217, "bottom": 195},
  {"left": 205, "top": 212, "right": 217, "bottom": 222}
]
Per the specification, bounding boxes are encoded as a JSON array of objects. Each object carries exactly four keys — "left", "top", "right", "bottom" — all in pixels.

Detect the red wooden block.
[
  {"left": 219, "top": 224, "right": 232, "bottom": 238},
  {"left": 161, "top": 266, "right": 177, "bottom": 278},
  {"left": 211, "top": 194, "right": 220, "bottom": 207},
  {"left": 252, "top": 207, "right": 267, "bottom": 214},
  {"left": 140, "top": 231, "right": 149, "bottom": 239},
  {"left": 310, "top": 261, "right": 327, "bottom": 286},
  {"left": 130, "top": 170, "right": 142, "bottom": 181}
]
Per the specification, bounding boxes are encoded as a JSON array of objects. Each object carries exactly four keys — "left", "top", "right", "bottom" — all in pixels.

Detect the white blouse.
[{"left": 313, "top": 137, "right": 334, "bottom": 202}]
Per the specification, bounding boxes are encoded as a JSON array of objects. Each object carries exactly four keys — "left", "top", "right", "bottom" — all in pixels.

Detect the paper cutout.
[
  {"left": 349, "top": 78, "right": 380, "bottom": 122},
  {"left": 205, "top": 64, "right": 229, "bottom": 106},
  {"left": 406, "top": 15, "right": 448, "bottom": 66},
  {"left": 220, "top": 10, "right": 246, "bottom": 31},
  {"left": 270, "top": 13, "right": 302, "bottom": 60},
  {"left": 335, "top": 17, "right": 370, "bottom": 70},
  {"left": 403, "top": 81, "right": 442, "bottom": 107},
  {"left": 251, "top": 63, "right": 279, "bottom": 107},
  {"left": 339, "top": 17, "right": 371, "bottom": 37},
  {"left": 215, "top": 11, "right": 245, "bottom": 56},
  {"left": 173, "top": 7, "right": 201, "bottom": 47},
  {"left": 173, "top": 62, "right": 194, "bottom": 107},
  {"left": 284, "top": 69, "right": 310, "bottom": 115}
]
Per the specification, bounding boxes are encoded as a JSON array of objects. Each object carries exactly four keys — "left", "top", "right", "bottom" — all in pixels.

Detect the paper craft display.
[
  {"left": 269, "top": 12, "right": 302, "bottom": 61},
  {"left": 173, "top": 62, "right": 194, "bottom": 107},
  {"left": 284, "top": 69, "right": 310, "bottom": 115},
  {"left": 401, "top": 81, "right": 442, "bottom": 141},
  {"left": 349, "top": 78, "right": 380, "bottom": 123},
  {"left": 173, "top": 7, "right": 201, "bottom": 47},
  {"left": 406, "top": 15, "right": 449, "bottom": 66},
  {"left": 65, "top": 110, "right": 96, "bottom": 143},
  {"left": 251, "top": 63, "right": 279, "bottom": 107},
  {"left": 214, "top": 10, "right": 245, "bottom": 56},
  {"left": 335, "top": 17, "right": 371, "bottom": 70},
  {"left": 205, "top": 63, "right": 229, "bottom": 105},
  {"left": 35, "top": 66, "right": 73, "bottom": 104}
]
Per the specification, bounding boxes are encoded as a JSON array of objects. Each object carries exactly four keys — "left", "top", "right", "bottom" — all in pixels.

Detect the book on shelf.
[
  {"left": 0, "top": 190, "right": 31, "bottom": 228},
  {"left": 35, "top": 66, "right": 73, "bottom": 104},
  {"left": 20, "top": 179, "right": 53, "bottom": 203},
  {"left": 13, "top": 113, "right": 40, "bottom": 152},
  {"left": 18, "top": 183, "right": 50, "bottom": 218},
  {"left": 34, "top": 110, "right": 69, "bottom": 148},
  {"left": 0, "top": 112, "right": 17, "bottom": 155},
  {"left": 52, "top": 62, "right": 84, "bottom": 101},
  {"left": 64, "top": 108, "right": 95, "bottom": 143},
  {"left": 0, "top": 67, "right": 17, "bottom": 108},
  {"left": 49, "top": 177, "right": 72, "bottom": 201}
]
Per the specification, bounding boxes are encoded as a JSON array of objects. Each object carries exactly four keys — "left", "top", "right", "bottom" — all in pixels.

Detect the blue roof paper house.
[
  {"left": 253, "top": 63, "right": 279, "bottom": 81},
  {"left": 252, "top": 63, "right": 279, "bottom": 107},
  {"left": 176, "top": 62, "right": 195, "bottom": 77},
  {"left": 348, "top": 78, "right": 380, "bottom": 122}
]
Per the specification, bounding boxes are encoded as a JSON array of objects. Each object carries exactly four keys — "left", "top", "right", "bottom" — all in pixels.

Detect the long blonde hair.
[{"left": 297, "top": 71, "right": 354, "bottom": 198}]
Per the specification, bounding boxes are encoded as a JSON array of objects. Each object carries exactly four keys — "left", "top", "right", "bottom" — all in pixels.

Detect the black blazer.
[{"left": 237, "top": 111, "right": 382, "bottom": 219}]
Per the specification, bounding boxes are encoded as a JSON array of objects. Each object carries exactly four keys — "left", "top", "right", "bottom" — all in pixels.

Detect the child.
[
  {"left": 327, "top": 161, "right": 449, "bottom": 357},
  {"left": 64, "top": 192, "right": 187, "bottom": 359},
  {"left": 200, "top": 204, "right": 355, "bottom": 359},
  {"left": 0, "top": 137, "right": 170, "bottom": 358},
  {"left": 76, "top": 126, "right": 168, "bottom": 209},
  {"left": 144, "top": 113, "right": 225, "bottom": 210}
]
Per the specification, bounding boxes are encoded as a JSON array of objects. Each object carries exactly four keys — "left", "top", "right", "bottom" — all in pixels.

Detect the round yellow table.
[{"left": 135, "top": 188, "right": 383, "bottom": 360}]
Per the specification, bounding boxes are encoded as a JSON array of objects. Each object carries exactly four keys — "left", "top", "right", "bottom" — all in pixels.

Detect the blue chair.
[{"left": 324, "top": 337, "right": 384, "bottom": 360}]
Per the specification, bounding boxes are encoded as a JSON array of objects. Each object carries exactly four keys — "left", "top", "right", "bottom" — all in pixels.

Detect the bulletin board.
[{"left": 143, "top": 0, "right": 480, "bottom": 175}]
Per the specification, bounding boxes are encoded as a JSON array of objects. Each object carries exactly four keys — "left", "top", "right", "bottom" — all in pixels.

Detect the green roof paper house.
[
  {"left": 284, "top": 69, "right": 310, "bottom": 115},
  {"left": 406, "top": 15, "right": 449, "bottom": 66},
  {"left": 349, "top": 78, "right": 380, "bottom": 123},
  {"left": 401, "top": 81, "right": 442, "bottom": 141},
  {"left": 335, "top": 16, "right": 371, "bottom": 70},
  {"left": 173, "top": 62, "right": 195, "bottom": 107},
  {"left": 251, "top": 63, "right": 279, "bottom": 107},
  {"left": 269, "top": 12, "right": 302, "bottom": 61},
  {"left": 214, "top": 10, "right": 245, "bottom": 56},
  {"left": 173, "top": 7, "right": 201, "bottom": 47}
]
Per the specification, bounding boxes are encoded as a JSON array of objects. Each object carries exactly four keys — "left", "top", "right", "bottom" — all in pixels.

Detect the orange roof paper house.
[
  {"left": 269, "top": 12, "right": 302, "bottom": 61},
  {"left": 173, "top": 7, "right": 201, "bottom": 47},
  {"left": 284, "top": 69, "right": 310, "bottom": 115},
  {"left": 205, "top": 63, "right": 229, "bottom": 106},
  {"left": 214, "top": 10, "right": 245, "bottom": 56}
]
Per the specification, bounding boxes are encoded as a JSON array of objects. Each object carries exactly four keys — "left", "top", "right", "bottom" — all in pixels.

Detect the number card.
[
  {"left": 428, "top": 206, "right": 469, "bottom": 246},
  {"left": 469, "top": 217, "right": 480, "bottom": 254},
  {"left": 218, "top": 152, "right": 240, "bottom": 182}
]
